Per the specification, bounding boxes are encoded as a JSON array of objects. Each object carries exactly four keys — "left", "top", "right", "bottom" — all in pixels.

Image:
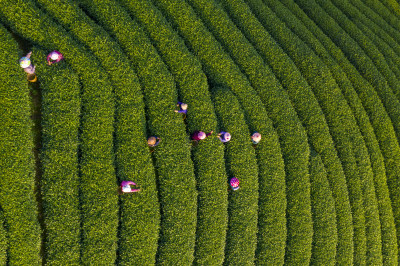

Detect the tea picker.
[
  {"left": 174, "top": 102, "right": 188, "bottom": 114},
  {"left": 19, "top": 51, "right": 37, "bottom": 82},
  {"left": 148, "top": 136, "right": 161, "bottom": 153},
  {"left": 229, "top": 177, "right": 240, "bottom": 191},
  {"left": 47, "top": 50, "right": 64, "bottom": 65},
  {"left": 192, "top": 130, "right": 213, "bottom": 142},
  {"left": 120, "top": 181, "right": 140, "bottom": 193}
]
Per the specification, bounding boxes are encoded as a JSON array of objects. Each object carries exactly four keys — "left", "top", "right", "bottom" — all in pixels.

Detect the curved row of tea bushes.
[
  {"left": 145, "top": 0, "right": 289, "bottom": 264},
  {"left": 328, "top": 0, "right": 400, "bottom": 84},
  {"left": 0, "top": 1, "right": 120, "bottom": 264},
  {"left": 32, "top": 0, "right": 162, "bottom": 264},
  {"left": 309, "top": 151, "right": 338, "bottom": 266},
  {"left": 30, "top": 48, "right": 81, "bottom": 265},
  {"left": 246, "top": 1, "right": 383, "bottom": 264},
  {"left": 0, "top": 24, "right": 41, "bottom": 265},
  {"left": 120, "top": 0, "right": 287, "bottom": 263},
  {"left": 354, "top": 0, "right": 400, "bottom": 49},
  {"left": 212, "top": 87, "right": 260, "bottom": 265},
  {"left": 216, "top": 1, "right": 354, "bottom": 264},
  {"left": 347, "top": 0, "right": 400, "bottom": 61},
  {"left": 85, "top": 0, "right": 229, "bottom": 264},
  {"left": 0, "top": 210, "right": 6, "bottom": 264},
  {"left": 309, "top": 0, "right": 400, "bottom": 121},
  {"left": 265, "top": 0, "right": 399, "bottom": 263},
  {"left": 36, "top": 0, "right": 199, "bottom": 264},
  {"left": 360, "top": 0, "right": 400, "bottom": 36},
  {"left": 179, "top": 0, "right": 313, "bottom": 264},
  {"left": 377, "top": 0, "right": 400, "bottom": 17},
  {"left": 293, "top": 0, "right": 400, "bottom": 262}
]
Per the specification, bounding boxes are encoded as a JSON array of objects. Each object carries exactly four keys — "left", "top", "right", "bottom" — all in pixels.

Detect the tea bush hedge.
[
  {"left": 264, "top": 0, "right": 399, "bottom": 263},
  {"left": 212, "top": 87, "right": 259, "bottom": 265},
  {"left": 0, "top": 24, "right": 41, "bottom": 265},
  {"left": 0, "top": 1, "right": 120, "bottom": 264},
  {"left": 80, "top": 0, "right": 229, "bottom": 264},
  {"left": 309, "top": 151, "right": 338, "bottom": 266},
  {"left": 31, "top": 48, "right": 81, "bottom": 265}
]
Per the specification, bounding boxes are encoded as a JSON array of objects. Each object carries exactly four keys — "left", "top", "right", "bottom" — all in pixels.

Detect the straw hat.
[
  {"left": 148, "top": 136, "right": 156, "bottom": 145},
  {"left": 181, "top": 103, "right": 188, "bottom": 110}
]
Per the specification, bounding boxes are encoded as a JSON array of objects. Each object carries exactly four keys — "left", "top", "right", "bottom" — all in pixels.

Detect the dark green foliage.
[
  {"left": 266, "top": 0, "right": 399, "bottom": 264},
  {"left": 0, "top": 210, "right": 7, "bottom": 264},
  {"left": 89, "top": 0, "right": 230, "bottom": 264},
  {"left": 179, "top": 0, "right": 314, "bottom": 264},
  {"left": 34, "top": 0, "right": 161, "bottom": 264},
  {"left": 218, "top": 0, "right": 357, "bottom": 264},
  {"left": 30, "top": 48, "right": 81, "bottom": 265},
  {"left": 145, "top": 0, "right": 289, "bottom": 264},
  {"left": 291, "top": 0, "right": 400, "bottom": 262},
  {"left": 0, "top": 1, "right": 120, "bottom": 264},
  {"left": 44, "top": 1, "right": 198, "bottom": 264},
  {"left": 247, "top": 1, "right": 383, "bottom": 264},
  {"left": 0, "top": 24, "right": 41, "bottom": 265},
  {"left": 212, "top": 87, "right": 259, "bottom": 265},
  {"left": 309, "top": 151, "right": 338, "bottom": 266}
]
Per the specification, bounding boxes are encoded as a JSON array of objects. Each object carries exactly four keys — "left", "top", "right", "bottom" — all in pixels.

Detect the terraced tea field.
[{"left": 1, "top": 0, "right": 400, "bottom": 264}]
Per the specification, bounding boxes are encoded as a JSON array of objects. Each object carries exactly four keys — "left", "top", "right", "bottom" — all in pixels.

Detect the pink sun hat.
[{"left": 230, "top": 177, "right": 240, "bottom": 191}]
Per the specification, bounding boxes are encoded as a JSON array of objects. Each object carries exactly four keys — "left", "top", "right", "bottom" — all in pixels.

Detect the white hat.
[
  {"left": 50, "top": 51, "right": 59, "bottom": 60},
  {"left": 181, "top": 103, "right": 188, "bottom": 110}
]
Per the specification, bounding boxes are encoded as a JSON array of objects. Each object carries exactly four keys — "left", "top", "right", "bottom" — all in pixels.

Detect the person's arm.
[
  {"left": 130, "top": 188, "right": 141, "bottom": 193},
  {"left": 206, "top": 131, "right": 214, "bottom": 137},
  {"left": 126, "top": 181, "right": 136, "bottom": 186},
  {"left": 47, "top": 54, "right": 52, "bottom": 65}
]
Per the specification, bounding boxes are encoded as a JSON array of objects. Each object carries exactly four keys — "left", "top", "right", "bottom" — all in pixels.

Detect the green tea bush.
[
  {"left": 30, "top": 48, "right": 81, "bottom": 265},
  {"left": 39, "top": 0, "right": 200, "bottom": 264},
  {"left": 142, "top": 0, "right": 291, "bottom": 264},
  {"left": 309, "top": 151, "right": 338, "bottom": 266},
  {"left": 82, "top": 0, "right": 229, "bottom": 264},
  {"left": 265, "top": 0, "right": 399, "bottom": 263},
  {"left": 245, "top": 1, "right": 384, "bottom": 264},
  {"left": 0, "top": 210, "right": 6, "bottom": 265},
  {"left": 360, "top": 0, "right": 400, "bottom": 38},
  {"left": 215, "top": 0, "right": 357, "bottom": 264},
  {"left": 212, "top": 87, "right": 259, "bottom": 265},
  {"left": 347, "top": 0, "right": 400, "bottom": 61},
  {"left": 303, "top": 0, "right": 400, "bottom": 124},
  {"left": 0, "top": 24, "right": 41, "bottom": 265},
  {"left": 33, "top": 0, "right": 162, "bottom": 264},
  {"left": 243, "top": 1, "right": 383, "bottom": 264},
  {"left": 353, "top": 0, "right": 400, "bottom": 49},
  {"left": 325, "top": 0, "right": 400, "bottom": 90},
  {"left": 291, "top": 0, "right": 400, "bottom": 262},
  {"left": 174, "top": 0, "right": 314, "bottom": 264},
  {"left": 0, "top": 1, "right": 120, "bottom": 264}
]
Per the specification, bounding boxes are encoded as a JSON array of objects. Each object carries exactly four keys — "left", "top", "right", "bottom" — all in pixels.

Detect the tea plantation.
[{"left": 1, "top": 0, "right": 400, "bottom": 264}]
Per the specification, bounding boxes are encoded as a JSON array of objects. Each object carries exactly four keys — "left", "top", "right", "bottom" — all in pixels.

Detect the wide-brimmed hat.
[
  {"left": 50, "top": 51, "right": 60, "bottom": 60},
  {"left": 181, "top": 103, "right": 188, "bottom": 110},
  {"left": 230, "top": 177, "right": 239, "bottom": 188},
  {"left": 148, "top": 136, "right": 156, "bottom": 145},
  {"left": 19, "top": 57, "right": 31, "bottom": 68},
  {"left": 252, "top": 132, "right": 261, "bottom": 141},
  {"left": 198, "top": 131, "right": 206, "bottom": 139}
]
